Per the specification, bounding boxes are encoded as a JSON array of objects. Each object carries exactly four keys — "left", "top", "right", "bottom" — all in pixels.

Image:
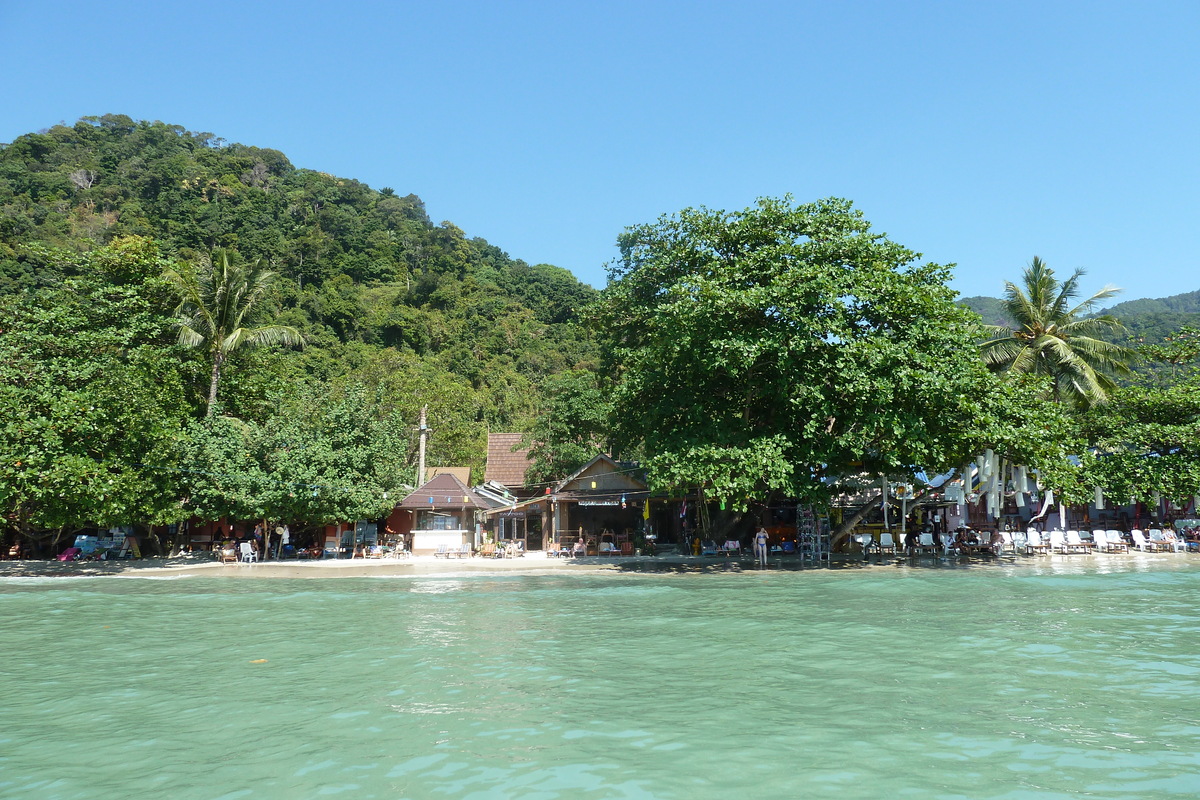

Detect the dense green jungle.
[
  {"left": 2, "top": 115, "right": 1197, "bottom": 553},
  {"left": 0, "top": 115, "right": 600, "bottom": 548}
]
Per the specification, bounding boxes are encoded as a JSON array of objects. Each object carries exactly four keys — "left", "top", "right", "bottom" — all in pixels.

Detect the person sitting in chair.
[{"left": 572, "top": 537, "right": 586, "bottom": 557}]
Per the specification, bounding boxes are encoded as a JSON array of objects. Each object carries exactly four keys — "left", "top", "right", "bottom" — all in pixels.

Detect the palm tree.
[
  {"left": 980, "top": 257, "right": 1135, "bottom": 407},
  {"left": 166, "top": 250, "right": 303, "bottom": 416}
]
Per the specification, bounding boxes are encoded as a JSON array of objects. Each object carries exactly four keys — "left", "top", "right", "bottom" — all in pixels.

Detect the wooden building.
[
  {"left": 483, "top": 433, "right": 534, "bottom": 496},
  {"left": 397, "top": 472, "right": 498, "bottom": 555}
]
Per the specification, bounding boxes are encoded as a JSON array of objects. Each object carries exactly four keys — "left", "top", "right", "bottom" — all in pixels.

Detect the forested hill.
[
  {"left": 959, "top": 289, "right": 1200, "bottom": 344},
  {"left": 0, "top": 114, "right": 600, "bottom": 477}
]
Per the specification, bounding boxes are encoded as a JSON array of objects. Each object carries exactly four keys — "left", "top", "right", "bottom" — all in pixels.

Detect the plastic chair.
[
  {"left": 1131, "top": 529, "right": 1157, "bottom": 552},
  {"left": 878, "top": 533, "right": 897, "bottom": 554},
  {"left": 1065, "top": 530, "right": 1092, "bottom": 554},
  {"left": 1104, "top": 530, "right": 1129, "bottom": 553},
  {"left": 1160, "top": 529, "right": 1185, "bottom": 553},
  {"left": 1025, "top": 529, "right": 1049, "bottom": 555},
  {"left": 238, "top": 542, "right": 258, "bottom": 564}
]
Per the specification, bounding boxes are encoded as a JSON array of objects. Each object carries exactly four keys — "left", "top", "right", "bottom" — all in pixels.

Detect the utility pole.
[{"left": 417, "top": 405, "right": 429, "bottom": 486}]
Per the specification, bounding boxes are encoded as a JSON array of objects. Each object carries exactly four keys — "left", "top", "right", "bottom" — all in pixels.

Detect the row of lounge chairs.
[
  {"left": 1043, "top": 528, "right": 1187, "bottom": 554},
  {"left": 436, "top": 542, "right": 526, "bottom": 558},
  {"left": 434, "top": 543, "right": 474, "bottom": 558},
  {"left": 857, "top": 528, "right": 1190, "bottom": 557}
]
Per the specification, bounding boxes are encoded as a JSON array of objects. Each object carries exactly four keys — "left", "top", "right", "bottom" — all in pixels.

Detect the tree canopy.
[
  {"left": 596, "top": 196, "right": 996, "bottom": 508},
  {"left": 0, "top": 116, "right": 600, "bottom": 545}
]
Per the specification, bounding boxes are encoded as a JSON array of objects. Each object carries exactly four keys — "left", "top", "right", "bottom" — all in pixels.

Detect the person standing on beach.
[{"left": 754, "top": 526, "right": 769, "bottom": 566}]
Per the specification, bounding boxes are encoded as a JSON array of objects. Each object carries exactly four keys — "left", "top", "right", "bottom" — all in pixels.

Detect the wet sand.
[{"left": 2, "top": 548, "right": 1197, "bottom": 578}]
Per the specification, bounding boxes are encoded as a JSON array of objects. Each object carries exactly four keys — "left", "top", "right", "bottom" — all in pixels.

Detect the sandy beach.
[{"left": 2, "top": 548, "right": 1196, "bottom": 579}]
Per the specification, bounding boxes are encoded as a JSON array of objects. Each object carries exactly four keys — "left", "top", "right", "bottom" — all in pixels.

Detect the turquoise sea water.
[{"left": 2, "top": 560, "right": 1199, "bottom": 799}]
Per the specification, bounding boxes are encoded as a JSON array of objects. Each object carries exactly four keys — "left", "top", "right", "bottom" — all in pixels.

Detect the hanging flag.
[
  {"left": 1032, "top": 489, "right": 1054, "bottom": 520},
  {"left": 643, "top": 500, "right": 651, "bottom": 520},
  {"left": 679, "top": 499, "right": 688, "bottom": 519}
]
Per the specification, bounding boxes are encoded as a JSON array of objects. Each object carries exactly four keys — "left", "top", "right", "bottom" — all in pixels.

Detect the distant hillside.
[
  {"left": 1101, "top": 289, "right": 1200, "bottom": 317},
  {"left": 957, "top": 295, "right": 1012, "bottom": 328},
  {"left": 960, "top": 288, "right": 1200, "bottom": 342},
  {"left": 0, "top": 114, "right": 603, "bottom": 475}
]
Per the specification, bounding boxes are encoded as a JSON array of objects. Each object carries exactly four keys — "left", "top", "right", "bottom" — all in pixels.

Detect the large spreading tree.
[{"left": 596, "top": 196, "right": 996, "bottom": 513}]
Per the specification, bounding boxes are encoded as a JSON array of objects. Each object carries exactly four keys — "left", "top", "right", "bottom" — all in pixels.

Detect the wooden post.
[{"left": 417, "top": 405, "right": 429, "bottom": 486}]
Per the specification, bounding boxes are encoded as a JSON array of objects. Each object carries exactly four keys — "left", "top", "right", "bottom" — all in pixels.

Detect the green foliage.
[
  {"left": 1102, "top": 289, "right": 1200, "bottom": 317},
  {"left": 0, "top": 115, "right": 600, "bottom": 540},
  {"left": 1133, "top": 324, "right": 1200, "bottom": 387},
  {"left": 523, "top": 370, "right": 613, "bottom": 484},
  {"left": 980, "top": 257, "right": 1136, "bottom": 408},
  {"left": 597, "top": 196, "right": 996, "bottom": 508},
  {"left": 179, "top": 384, "right": 411, "bottom": 524},
  {"left": 957, "top": 295, "right": 1012, "bottom": 328},
  {"left": 164, "top": 248, "right": 303, "bottom": 414},
  {"left": 0, "top": 116, "right": 600, "bottom": 403},
  {"left": 0, "top": 237, "right": 191, "bottom": 535},
  {"left": 1071, "top": 376, "right": 1200, "bottom": 505}
]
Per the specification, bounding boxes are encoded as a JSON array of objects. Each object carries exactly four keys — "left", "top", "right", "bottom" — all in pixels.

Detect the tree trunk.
[
  {"left": 830, "top": 487, "right": 937, "bottom": 550},
  {"left": 206, "top": 350, "right": 225, "bottom": 417},
  {"left": 830, "top": 492, "right": 885, "bottom": 550}
]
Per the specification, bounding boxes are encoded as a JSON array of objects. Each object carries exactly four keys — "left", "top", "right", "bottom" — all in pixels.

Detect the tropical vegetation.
[
  {"left": 979, "top": 257, "right": 1136, "bottom": 407},
  {"left": 0, "top": 116, "right": 599, "bottom": 553},
  {"left": 1, "top": 115, "right": 1197, "bottom": 553}
]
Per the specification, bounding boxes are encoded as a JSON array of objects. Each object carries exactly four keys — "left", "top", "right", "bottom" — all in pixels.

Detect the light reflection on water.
[{"left": 1, "top": 562, "right": 1199, "bottom": 799}]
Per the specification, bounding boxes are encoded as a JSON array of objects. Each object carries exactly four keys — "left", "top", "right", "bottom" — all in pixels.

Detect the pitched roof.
[
  {"left": 427, "top": 466, "right": 470, "bottom": 484},
  {"left": 398, "top": 472, "right": 495, "bottom": 510},
  {"left": 554, "top": 454, "right": 647, "bottom": 494},
  {"left": 484, "top": 433, "right": 533, "bottom": 488}
]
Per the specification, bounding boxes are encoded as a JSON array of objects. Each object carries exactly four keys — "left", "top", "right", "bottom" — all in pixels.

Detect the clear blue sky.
[{"left": 2, "top": 1, "right": 1197, "bottom": 302}]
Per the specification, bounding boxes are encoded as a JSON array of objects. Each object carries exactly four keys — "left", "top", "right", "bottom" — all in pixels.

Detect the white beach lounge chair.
[
  {"left": 1098, "top": 530, "right": 1128, "bottom": 553},
  {"left": 1160, "top": 529, "right": 1185, "bottom": 553},
  {"left": 1065, "top": 530, "right": 1092, "bottom": 554},
  {"left": 1131, "top": 529, "right": 1158, "bottom": 552},
  {"left": 1025, "top": 529, "right": 1049, "bottom": 555},
  {"left": 1147, "top": 529, "right": 1180, "bottom": 553},
  {"left": 1012, "top": 531, "right": 1028, "bottom": 554},
  {"left": 878, "top": 533, "right": 897, "bottom": 555}
]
